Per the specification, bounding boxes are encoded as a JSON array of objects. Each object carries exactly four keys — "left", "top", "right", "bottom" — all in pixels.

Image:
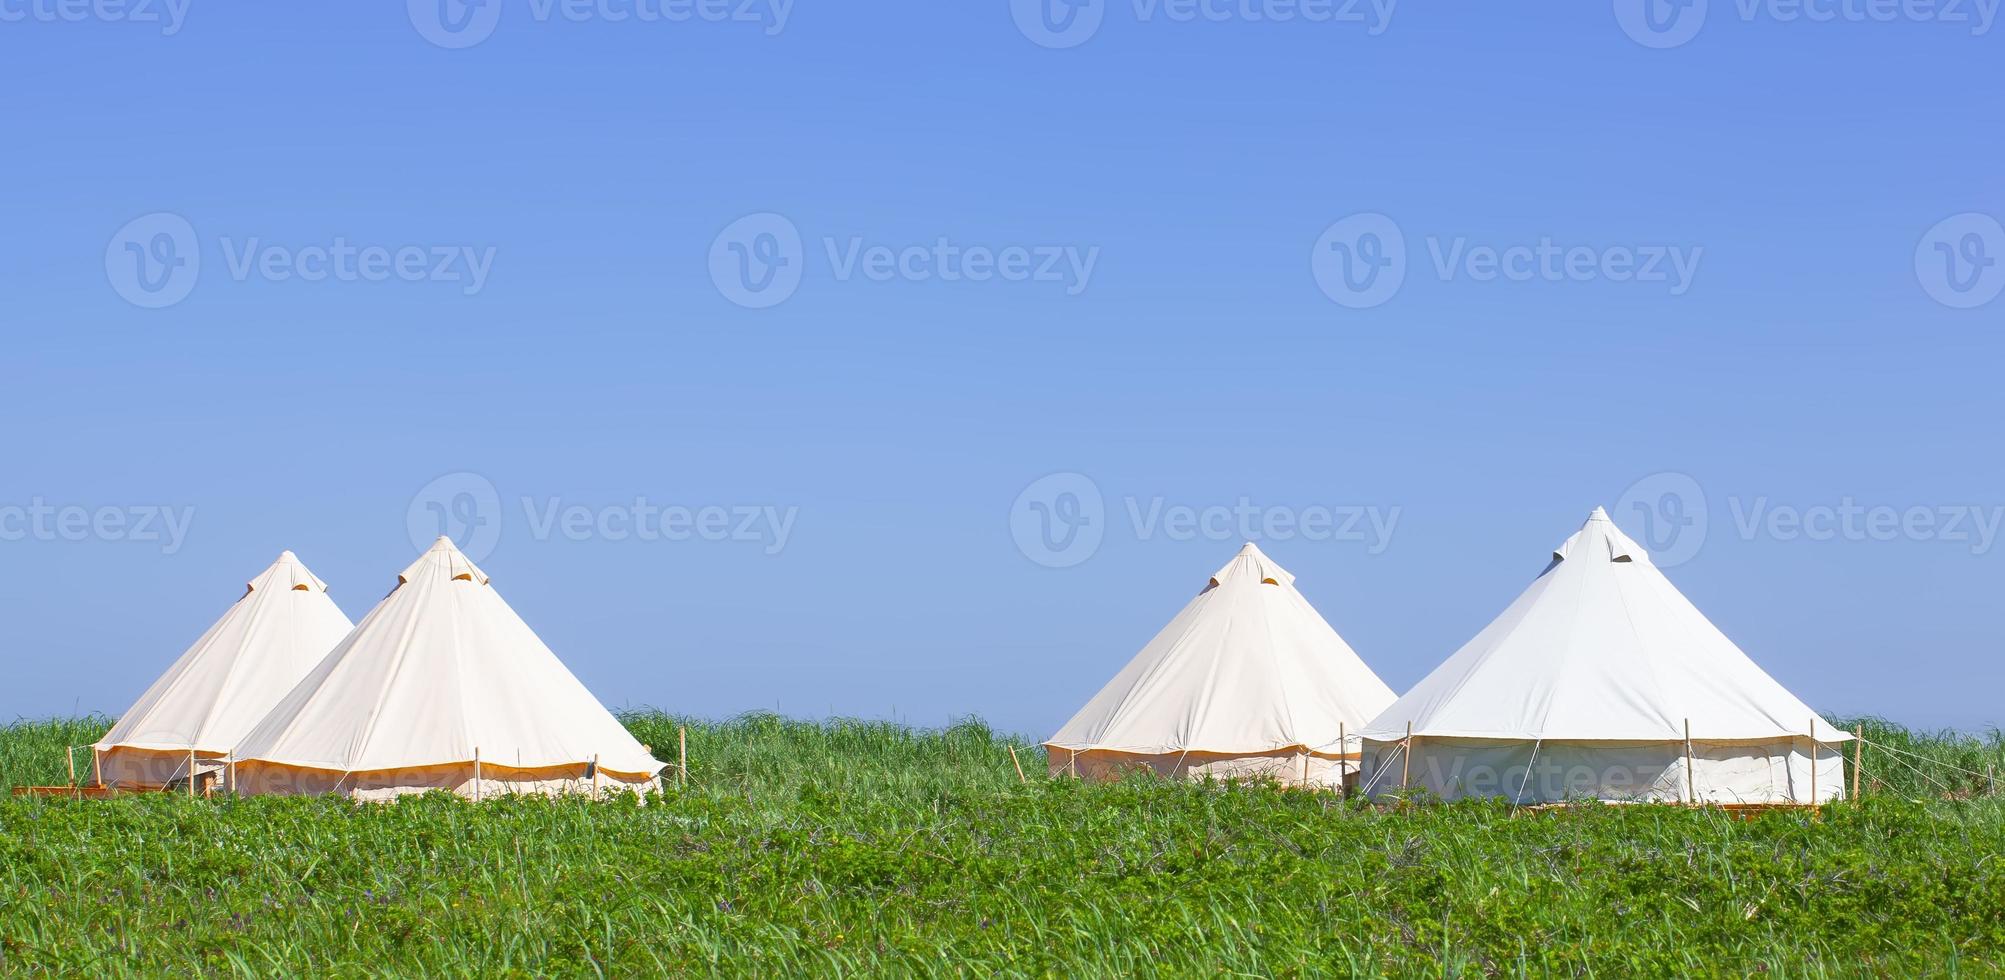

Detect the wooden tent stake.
[
  {"left": 1683, "top": 718, "right": 1695, "bottom": 805},
  {"left": 473, "top": 747, "right": 483, "bottom": 802},
  {"left": 1400, "top": 721, "right": 1412, "bottom": 790},
  {"left": 1852, "top": 725, "right": 1863, "bottom": 804},
  {"left": 677, "top": 727, "right": 688, "bottom": 788},
  {"left": 1809, "top": 718, "right": 1817, "bottom": 809},
  {"left": 1007, "top": 745, "right": 1026, "bottom": 784},
  {"left": 66, "top": 746, "right": 76, "bottom": 790},
  {"left": 1338, "top": 722, "right": 1346, "bottom": 796},
  {"left": 189, "top": 748, "right": 197, "bottom": 799},
  {"left": 592, "top": 754, "right": 602, "bottom": 800},
  {"left": 92, "top": 747, "right": 102, "bottom": 789}
]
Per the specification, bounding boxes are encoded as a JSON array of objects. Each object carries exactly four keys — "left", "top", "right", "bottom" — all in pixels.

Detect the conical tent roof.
[
  {"left": 232, "top": 537, "right": 662, "bottom": 778},
  {"left": 1046, "top": 543, "right": 1397, "bottom": 756},
  {"left": 96, "top": 551, "right": 355, "bottom": 754},
  {"left": 1362, "top": 508, "right": 1848, "bottom": 743}
]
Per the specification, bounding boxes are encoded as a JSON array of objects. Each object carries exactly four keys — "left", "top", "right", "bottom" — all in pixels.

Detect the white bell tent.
[
  {"left": 93, "top": 551, "right": 354, "bottom": 790},
  {"left": 230, "top": 537, "right": 664, "bottom": 800},
  {"left": 1360, "top": 508, "right": 1849, "bottom": 804},
  {"left": 1044, "top": 543, "right": 1397, "bottom": 787}
]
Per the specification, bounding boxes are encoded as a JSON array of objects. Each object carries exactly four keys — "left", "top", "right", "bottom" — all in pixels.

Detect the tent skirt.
[
  {"left": 1357, "top": 736, "right": 1846, "bottom": 804},
  {"left": 230, "top": 759, "right": 662, "bottom": 802},
  {"left": 1044, "top": 746, "right": 1360, "bottom": 788}
]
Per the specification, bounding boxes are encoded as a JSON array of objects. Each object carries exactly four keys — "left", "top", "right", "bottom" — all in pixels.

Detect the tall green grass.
[{"left": 5, "top": 712, "right": 2004, "bottom": 975}]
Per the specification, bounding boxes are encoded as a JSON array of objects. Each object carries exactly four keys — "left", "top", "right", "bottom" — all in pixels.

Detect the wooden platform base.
[
  {"left": 11, "top": 786, "right": 127, "bottom": 799},
  {"left": 1513, "top": 801, "right": 1826, "bottom": 821},
  {"left": 11, "top": 784, "right": 216, "bottom": 799}
]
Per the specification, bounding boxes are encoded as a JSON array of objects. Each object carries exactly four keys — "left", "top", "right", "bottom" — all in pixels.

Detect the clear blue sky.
[{"left": 2, "top": 3, "right": 2000, "bottom": 736}]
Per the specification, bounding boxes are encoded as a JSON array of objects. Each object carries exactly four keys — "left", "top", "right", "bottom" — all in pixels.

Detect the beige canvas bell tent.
[
  {"left": 93, "top": 551, "right": 355, "bottom": 791},
  {"left": 1359, "top": 508, "right": 1848, "bottom": 805},
  {"left": 1044, "top": 543, "right": 1397, "bottom": 787},
  {"left": 230, "top": 537, "right": 664, "bottom": 800}
]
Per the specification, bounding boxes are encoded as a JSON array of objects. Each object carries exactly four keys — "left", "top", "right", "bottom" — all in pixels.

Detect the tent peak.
[
  {"left": 1209, "top": 542, "right": 1296, "bottom": 588},
  {"left": 398, "top": 536, "right": 491, "bottom": 586},
  {"left": 1552, "top": 506, "right": 1646, "bottom": 564},
  {"left": 251, "top": 550, "right": 329, "bottom": 594}
]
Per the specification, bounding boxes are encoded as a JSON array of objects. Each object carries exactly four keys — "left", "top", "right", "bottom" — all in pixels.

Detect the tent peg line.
[{"left": 1511, "top": 738, "right": 1544, "bottom": 807}]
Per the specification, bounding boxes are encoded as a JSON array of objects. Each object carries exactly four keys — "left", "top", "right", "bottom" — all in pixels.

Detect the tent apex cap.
[{"left": 1587, "top": 506, "right": 1612, "bottom": 522}]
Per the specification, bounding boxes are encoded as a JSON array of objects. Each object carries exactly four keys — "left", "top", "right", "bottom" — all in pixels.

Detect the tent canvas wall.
[
  {"left": 230, "top": 537, "right": 664, "bottom": 801},
  {"left": 1044, "top": 543, "right": 1397, "bottom": 787},
  {"left": 1359, "top": 508, "right": 1848, "bottom": 804},
  {"left": 93, "top": 551, "right": 355, "bottom": 790}
]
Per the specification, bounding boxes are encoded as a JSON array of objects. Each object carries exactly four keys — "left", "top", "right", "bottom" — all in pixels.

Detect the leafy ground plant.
[{"left": 3, "top": 713, "right": 2002, "bottom": 976}]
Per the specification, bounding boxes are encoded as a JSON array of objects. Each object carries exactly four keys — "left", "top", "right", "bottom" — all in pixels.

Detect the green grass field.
[{"left": 4, "top": 713, "right": 2004, "bottom": 976}]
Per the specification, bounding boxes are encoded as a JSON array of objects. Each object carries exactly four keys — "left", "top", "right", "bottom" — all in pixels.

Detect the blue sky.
[{"left": 1, "top": 2, "right": 2000, "bottom": 736}]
